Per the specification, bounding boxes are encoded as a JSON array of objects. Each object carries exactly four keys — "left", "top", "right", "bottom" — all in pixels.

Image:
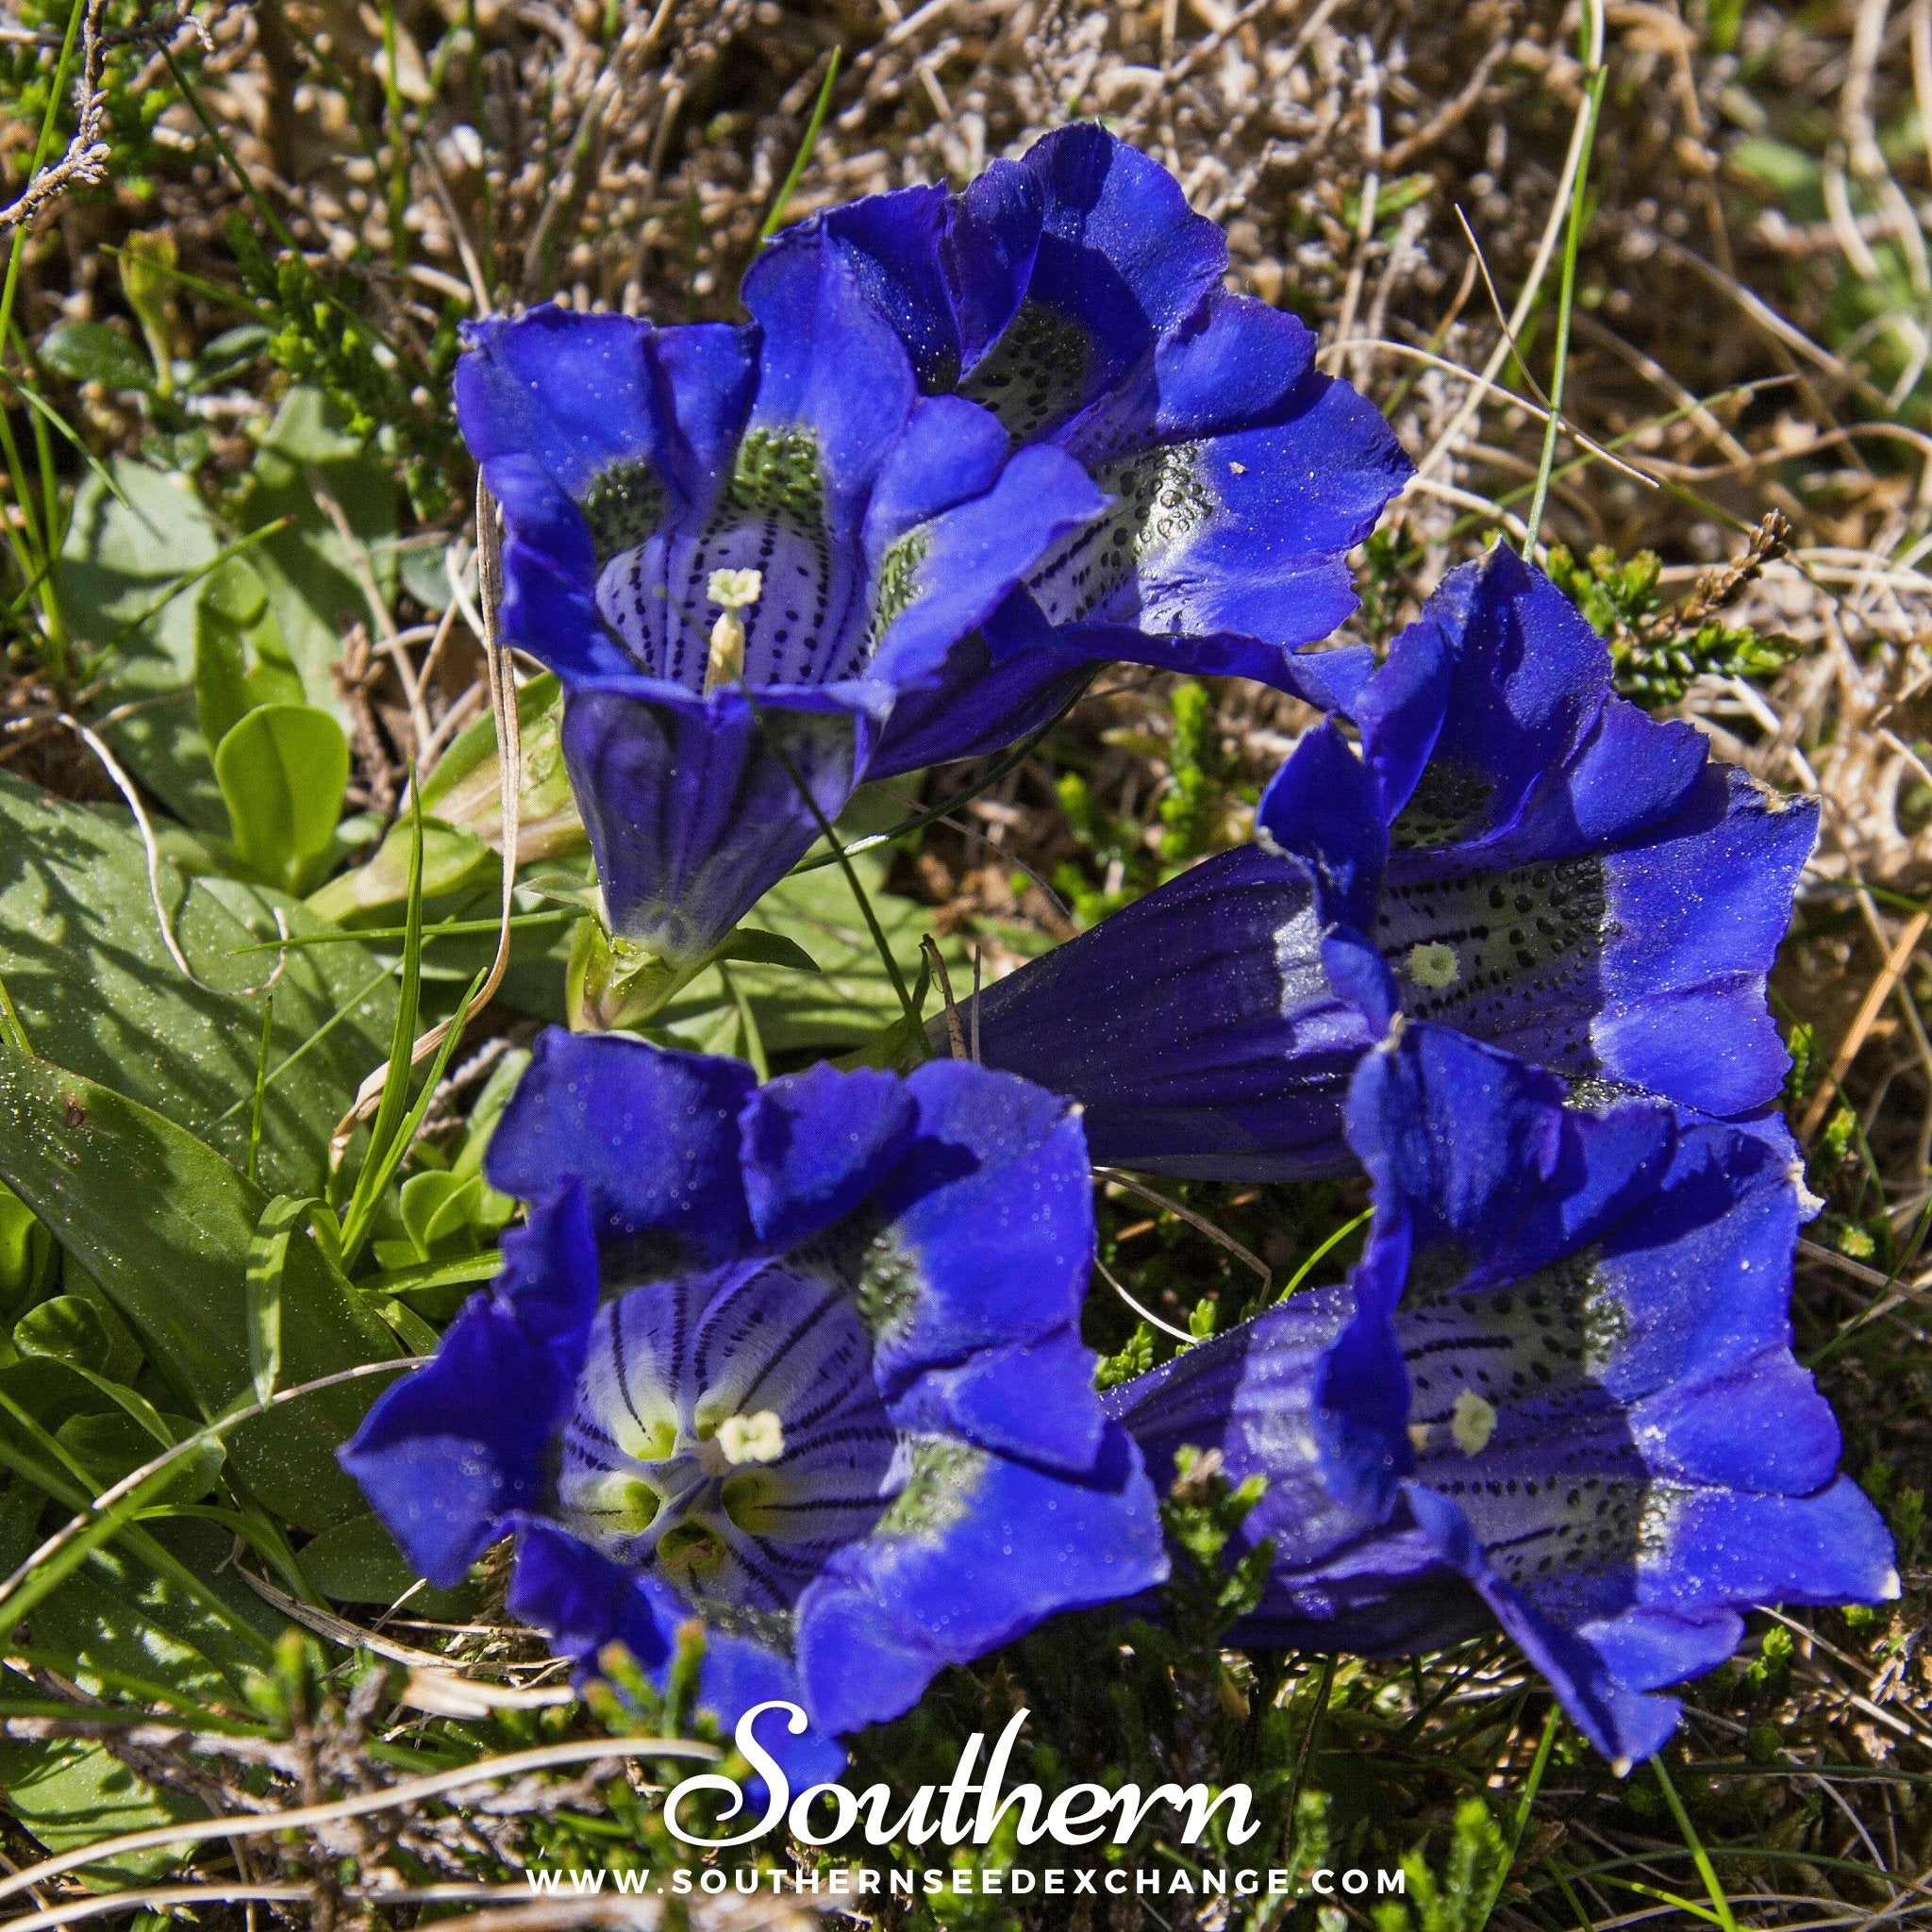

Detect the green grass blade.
[
  {"left": 246, "top": 989, "right": 275, "bottom": 1187},
  {"left": 208, "top": 962, "right": 396, "bottom": 1130},
  {"left": 742, "top": 686, "right": 923, "bottom": 1037},
  {"left": 1521, "top": 25, "right": 1607, "bottom": 557},
  {"left": 1652, "top": 1757, "right": 1740, "bottom": 1932},
  {"left": 1276, "top": 1208, "right": 1371, "bottom": 1302},
  {"left": 758, "top": 48, "right": 843, "bottom": 242}
]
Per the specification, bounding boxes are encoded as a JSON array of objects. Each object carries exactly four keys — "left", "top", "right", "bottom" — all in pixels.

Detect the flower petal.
[
  {"left": 1028, "top": 375, "right": 1409, "bottom": 664},
  {"left": 740, "top": 225, "right": 921, "bottom": 534},
  {"left": 886, "top": 1326, "right": 1107, "bottom": 1475},
  {"left": 738, "top": 1062, "right": 919, "bottom": 1251},
  {"left": 796, "top": 1424, "right": 1167, "bottom": 1736},
  {"left": 1344, "top": 1024, "right": 1676, "bottom": 1301},
  {"left": 1401, "top": 1483, "right": 1684, "bottom": 1768},
  {"left": 1359, "top": 547, "right": 1611, "bottom": 853},
  {"left": 862, "top": 1063, "right": 1093, "bottom": 1393},
  {"left": 1590, "top": 768, "right": 1819, "bottom": 1117},
  {"left": 868, "top": 440, "right": 1108, "bottom": 701},
  {"left": 486, "top": 1030, "right": 755, "bottom": 1264},
  {"left": 969, "top": 844, "right": 1377, "bottom": 1180},
  {"left": 507, "top": 1517, "right": 849, "bottom": 1783},
  {"left": 559, "top": 677, "right": 884, "bottom": 965},
  {"left": 340, "top": 1186, "right": 598, "bottom": 1587}
]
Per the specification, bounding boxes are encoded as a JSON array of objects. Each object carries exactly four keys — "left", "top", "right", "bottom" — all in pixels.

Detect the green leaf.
[
  {"left": 712, "top": 928, "right": 821, "bottom": 974},
  {"left": 246, "top": 1196, "right": 319, "bottom": 1407},
  {"left": 57, "top": 460, "right": 223, "bottom": 830},
  {"left": 213, "top": 703, "right": 350, "bottom": 893},
  {"left": 397, "top": 1170, "right": 483, "bottom": 1256},
  {"left": 39, "top": 321, "right": 157, "bottom": 393},
  {"left": 657, "top": 846, "right": 956, "bottom": 1060},
  {"left": 34, "top": 1519, "right": 284, "bottom": 1704},
  {"left": 192, "top": 555, "right": 304, "bottom": 752},
  {"left": 15, "top": 1295, "right": 110, "bottom": 1370},
  {"left": 0, "top": 1703, "right": 205, "bottom": 1887},
  {"left": 55, "top": 1411, "right": 222, "bottom": 1504},
  {"left": 0, "top": 1181, "right": 51, "bottom": 1315},
  {"left": 229, "top": 388, "right": 397, "bottom": 726},
  {"left": 0, "top": 774, "right": 395, "bottom": 1196},
  {"left": 185, "top": 323, "right": 271, "bottom": 392},
  {"left": 296, "top": 1509, "right": 415, "bottom": 1604},
  {"left": 306, "top": 815, "right": 490, "bottom": 922},
  {"left": 308, "top": 674, "right": 587, "bottom": 924},
  {"left": 0, "top": 1048, "right": 398, "bottom": 1528},
  {"left": 120, "top": 231, "right": 178, "bottom": 395}
]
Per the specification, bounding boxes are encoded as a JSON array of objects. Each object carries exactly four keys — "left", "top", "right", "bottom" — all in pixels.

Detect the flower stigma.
[
  {"left": 703, "top": 567, "right": 764, "bottom": 694},
  {"left": 1450, "top": 1388, "right": 1497, "bottom": 1456},
  {"left": 1406, "top": 941, "right": 1461, "bottom": 990}
]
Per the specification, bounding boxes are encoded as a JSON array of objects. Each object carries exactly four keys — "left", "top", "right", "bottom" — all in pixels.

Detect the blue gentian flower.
[
  {"left": 969, "top": 546, "right": 1818, "bottom": 1179},
  {"left": 778, "top": 124, "right": 1414, "bottom": 766},
  {"left": 460, "top": 134, "right": 1412, "bottom": 974},
  {"left": 457, "top": 244, "right": 1108, "bottom": 966},
  {"left": 340, "top": 1032, "right": 1167, "bottom": 1777},
  {"left": 1110, "top": 1023, "right": 1896, "bottom": 1770}
]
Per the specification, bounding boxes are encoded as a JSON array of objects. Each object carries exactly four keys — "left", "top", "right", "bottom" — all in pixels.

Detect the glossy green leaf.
[
  {"left": 0, "top": 1709, "right": 204, "bottom": 1886},
  {"left": 712, "top": 928, "right": 821, "bottom": 974},
  {"left": 55, "top": 1412, "right": 222, "bottom": 1504},
  {"left": 308, "top": 674, "right": 587, "bottom": 924},
  {"left": 14, "top": 1296, "right": 110, "bottom": 1371},
  {"left": 32, "top": 1528, "right": 269, "bottom": 1706},
  {"left": 0, "top": 1182, "right": 51, "bottom": 1315},
  {"left": 0, "top": 1048, "right": 399, "bottom": 1528},
  {"left": 0, "top": 774, "right": 395, "bottom": 1196},
  {"left": 214, "top": 704, "right": 350, "bottom": 894}
]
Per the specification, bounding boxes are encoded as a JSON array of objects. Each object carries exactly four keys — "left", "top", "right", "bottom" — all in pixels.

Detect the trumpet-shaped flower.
[
  {"left": 969, "top": 546, "right": 1817, "bottom": 1178},
  {"left": 1109, "top": 1023, "right": 1895, "bottom": 1768},
  {"left": 778, "top": 123, "right": 1413, "bottom": 768},
  {"left": 457, "top": 242, "right": 1109, "bottom": 966},
  {"left": 341, "top": 1032, "right": 1166, "bottom": 1777},
  {"left": 459, "top": 135, "right": 1411, "bottom": 973}
]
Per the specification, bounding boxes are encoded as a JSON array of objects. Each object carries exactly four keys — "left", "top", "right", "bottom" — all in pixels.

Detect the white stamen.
[
  {"left": 1450, "top": 1389, "right": 1496, "bottom": 1456},
  {"left": 703, "top": 567, "right": 763, "bottom": 694},
  {"left": 716, "top": 1409, "right": 786, "bottom": 1466},
  {"left": 1407, "top": 941, "right": 1461, "bottom": 990}
]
